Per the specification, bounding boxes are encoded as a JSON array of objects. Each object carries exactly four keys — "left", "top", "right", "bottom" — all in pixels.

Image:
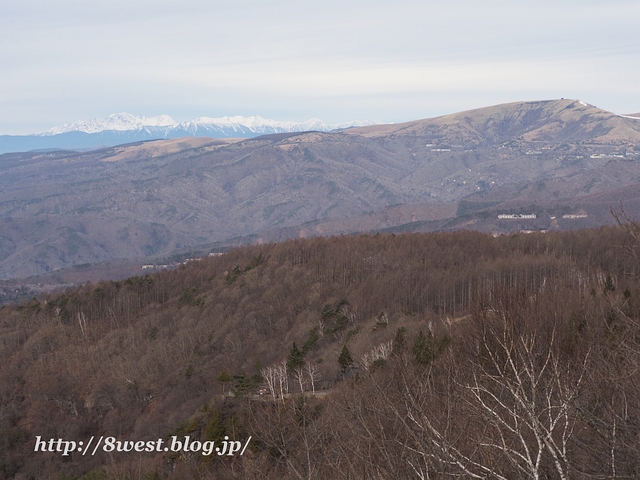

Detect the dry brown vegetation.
[
  {"left": 3, "top": 99, "right": 640, "bottom": 279},
  {"left": 1, "top": 225, "right": 640, "bottom": 478}
]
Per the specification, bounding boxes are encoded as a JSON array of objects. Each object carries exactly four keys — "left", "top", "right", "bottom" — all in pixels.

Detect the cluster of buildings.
[
  {"left": 498, "top": 213, "right": 537, "bottom": 219},
  {"left": 498, "top": 213, "right": 589, "bottom": 220},
  {"left": 140, "top": 252, "right": 225, "bottom": 272}
]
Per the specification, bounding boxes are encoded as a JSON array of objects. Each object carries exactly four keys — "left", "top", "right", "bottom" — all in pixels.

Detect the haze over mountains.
[
  {"left": 0, "top": 114, "right": 379, "bottom": 154},
  {"left": 1, "top": 99, "right": 640, "bottom": 279}
]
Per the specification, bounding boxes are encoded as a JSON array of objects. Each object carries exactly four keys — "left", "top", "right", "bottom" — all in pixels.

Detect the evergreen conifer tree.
[
  {"left": 287, "top": 342, "right": 305, "bottom": 373},
  {"left": 338, "top": 345, "right": 354, "bottom": 371}
]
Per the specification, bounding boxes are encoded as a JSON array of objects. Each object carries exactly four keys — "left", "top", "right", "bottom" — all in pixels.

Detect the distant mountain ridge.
[
  {"left": 348, "top": 99, "right": 640, "bottom": 144},
  {"left": 0, "top": 114, "right": 379, "bottom": 154},
  {"left": 1, "top": 98, "right": 640, "bottom": 279},
  {"left": 41, "top": 113, "right": 375, "bottom": 136},
  {"left": 44, "top": 113, "right": 177, "bottom": 134}
]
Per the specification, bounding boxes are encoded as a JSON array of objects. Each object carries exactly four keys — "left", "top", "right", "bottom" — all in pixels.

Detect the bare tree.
[
  {"left": 261, "top": 359, "right": 290, "bottom": 403},
  {"left": 464, "top": 324, "right": 588, "bottom": 479},
  {"left": 76, "top": 311, "right": 88, "bottom": 339},
  {"left": 293, "top": 367, "right": 306, "bottom": 394},
  {"left": 261, "top": 364, "right": 279, "bottom": 403},
  {"left": 359, "top": 340, "right": 393, "bottom": 372},
  {"left": 277, "top": 359, "right": 289, "bottom": 403},
  {"left": 305, "top": 362, "right": 320, "bottom": 395},
  {"left": 611, "top": 203, "right": 640, "bottom": 265}
]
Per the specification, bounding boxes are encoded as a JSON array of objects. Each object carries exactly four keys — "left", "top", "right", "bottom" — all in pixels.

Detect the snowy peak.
[
  {"left": 8, "top": 113, "right": 381, "bottom": 152},
  {"left": 179, "top": 115, "right": 330, "bottom": 133},
  {"left": 41, "top": 113, "right": 379, "bottom": 136},
  {"left": 44, "top": 113, "right": 177, "bottom": 135}
]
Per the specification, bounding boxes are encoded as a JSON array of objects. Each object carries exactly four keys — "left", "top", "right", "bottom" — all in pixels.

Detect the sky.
[{"left": 1, "top": 0, "right": 639, "bottom": 134}]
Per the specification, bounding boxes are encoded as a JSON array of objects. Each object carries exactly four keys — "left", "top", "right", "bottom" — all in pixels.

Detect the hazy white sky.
[{"left": 1, "top": 0, "right": 639, "bottom": 133}]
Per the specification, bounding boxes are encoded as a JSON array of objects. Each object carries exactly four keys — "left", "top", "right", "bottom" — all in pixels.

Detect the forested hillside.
[
  {"left": 3, "top": 100, "right": 640, "bottom": 279},
  {"left": 1, "top": 224, "right": 640, "bottom": 479}
]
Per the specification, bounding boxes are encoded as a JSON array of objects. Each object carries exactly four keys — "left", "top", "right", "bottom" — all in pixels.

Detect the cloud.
[{"left": 1, "top": 0, "right": 639, "bottom": 133}]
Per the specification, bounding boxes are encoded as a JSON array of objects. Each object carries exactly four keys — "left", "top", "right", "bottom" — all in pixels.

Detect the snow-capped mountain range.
[
  {"left": 42, "top": 113, "right": 378, "bottom": 136},
  {"left": 0, "top": 113, "right": 379, "bottom": 154},
  {"left": 44, "top": 113, "right": 178, "bottom": 135}
]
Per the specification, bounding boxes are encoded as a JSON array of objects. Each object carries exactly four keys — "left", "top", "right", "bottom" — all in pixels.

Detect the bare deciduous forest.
[{"left": 1, "top": 223, "right": 640, "bottom": 479}]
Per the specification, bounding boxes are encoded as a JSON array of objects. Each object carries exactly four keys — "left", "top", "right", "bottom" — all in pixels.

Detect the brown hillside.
[
  {"left": 1, "top": 228, "right": 640, "bottom": 478},
  {"left": 347, "top": 99, "right": 640, "bottom": 145},
  {"left": 2, "top": 99, "right": 640, "bottom": 279}
]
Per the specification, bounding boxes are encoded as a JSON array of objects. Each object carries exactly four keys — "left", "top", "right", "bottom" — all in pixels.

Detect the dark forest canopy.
[{"left": 1, "top": 226, "right": 640, "bottom": 479}]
